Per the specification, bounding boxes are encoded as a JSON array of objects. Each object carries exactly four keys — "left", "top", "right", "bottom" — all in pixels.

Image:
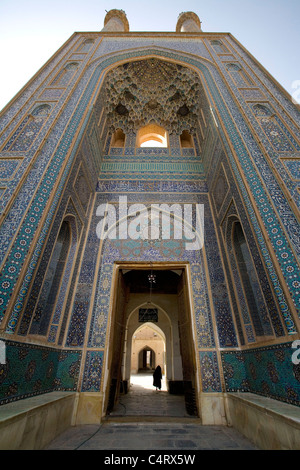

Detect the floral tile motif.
[
  {"left": 199, "top": 351, "right": 222, "bottom": 392},
  {"left": 222, "top": 342, "right": 300, "bottom": 406},
  {"left": 81, "top": 350, "right": 104, "bottom": 392},
  {"left": 0, "top": 340, "right": 81, "bottom": 404}
]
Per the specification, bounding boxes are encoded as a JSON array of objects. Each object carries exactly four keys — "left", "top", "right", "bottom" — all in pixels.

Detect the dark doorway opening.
[{"left": 139, "top": 347, "right": 155, "bottom": 370}]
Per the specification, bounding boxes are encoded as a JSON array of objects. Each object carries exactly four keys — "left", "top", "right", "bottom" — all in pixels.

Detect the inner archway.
[
  {"left": 128, "top": 323, "right": 166, "bottom": 392},
  {"left": 132, "top": 324, "right": 165, "bottom": 373}
]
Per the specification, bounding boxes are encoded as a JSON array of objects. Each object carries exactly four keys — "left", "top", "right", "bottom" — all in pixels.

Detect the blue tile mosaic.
[
  {"left": 0, "top": 31, "right": 299, "bottom": 408},
  {"left": 0, "top": 339, "right": 81, "bottom": 405},
  {"left": 1, "top": 46, "right": 295, "bottom": 336},
  {"left": 199, "top": 351, "right": 222, "bottom": 392},
  {"left": 81, "top": 350, "right": 104, "bottom": 392},
  {"left": 222, "top": 342, "right": 300, "bottom": 406},
  {"left": 0, "top": 158, "right": 22, "bottom": 179}
]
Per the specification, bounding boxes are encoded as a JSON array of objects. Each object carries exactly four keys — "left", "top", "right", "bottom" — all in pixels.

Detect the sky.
[{"left": 0, "top": 0, "right": 300, "bottom": 112}]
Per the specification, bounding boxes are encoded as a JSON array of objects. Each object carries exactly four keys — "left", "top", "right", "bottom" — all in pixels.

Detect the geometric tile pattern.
[
  {"left": 207, "top": 40, "right": 300, "bottom": 321},
  {"left": 0, "top": 339, "right": 81, "bottom": 405},
  {"left": 1, "top": 47, "right": 298, "bottom": 337},
  {"left": 81, "top": 351, "right": 104, "bottom": 392},
  {"left": 281, "top": 158, "right": 300, "bottom": 181},
  {"left": 199, "top": 351, "right": 222, "bottom": 392},
  {"left": 0, "top": 158, "right": 22, "bottom": 179},
  {"left": 221, "top": 342, "right": 300, "bottom": 406}
]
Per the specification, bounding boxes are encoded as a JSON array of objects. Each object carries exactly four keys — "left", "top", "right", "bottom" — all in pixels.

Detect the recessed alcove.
[
  {"left": 111, "top": 128, "right": 125, "bottom": 148},
  {"left": 180, "top": 130, "right": 194, "bottom": 148}
]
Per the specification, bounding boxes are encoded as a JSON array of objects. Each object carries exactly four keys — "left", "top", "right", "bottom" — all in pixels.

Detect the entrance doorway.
[
  {"left": 140, "top": 347, "right": 155, "bottom": 370},
  {"left": 103, "top": 263, "right": 199, "bottom": 418}
]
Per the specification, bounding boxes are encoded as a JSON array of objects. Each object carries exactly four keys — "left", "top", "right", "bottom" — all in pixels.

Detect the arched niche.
[
  {"left": 29, "top": 219, "right": 72, "bottom": 337},
  {"left": 111, "top": 128, "right": 126, "bottom": 147},
  {"left": 180, "top": 130, "right": 194, "bottom": 148}
]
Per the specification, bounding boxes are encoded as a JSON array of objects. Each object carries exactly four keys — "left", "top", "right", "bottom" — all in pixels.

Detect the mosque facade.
[{"left": 0, "top": 10, "right": 299, "bottom": 439}]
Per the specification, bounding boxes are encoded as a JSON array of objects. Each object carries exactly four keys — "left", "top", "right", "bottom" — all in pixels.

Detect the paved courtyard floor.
[{"left": 46, "top": 372, "right": 258, "bottom": 451}]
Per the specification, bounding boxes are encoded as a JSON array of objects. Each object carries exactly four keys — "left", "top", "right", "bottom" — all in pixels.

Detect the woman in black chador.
[{"left": 153, "top": 365, "right": 162, "bottom": 390}]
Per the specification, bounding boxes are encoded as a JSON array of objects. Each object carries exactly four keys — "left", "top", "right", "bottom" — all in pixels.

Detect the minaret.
[
  {"left": 176, "top": 12, "right": 202, "bottom": 32},
  {"left": 101, "top": 9, "right": 130, "bottom": 32}
]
